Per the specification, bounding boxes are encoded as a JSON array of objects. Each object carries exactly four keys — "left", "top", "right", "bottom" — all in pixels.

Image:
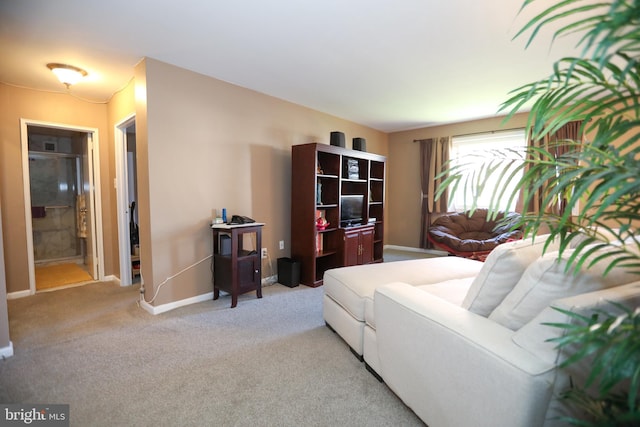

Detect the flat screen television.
[{"left": 340, "top": 194, "right": 364, "bottom": 226}]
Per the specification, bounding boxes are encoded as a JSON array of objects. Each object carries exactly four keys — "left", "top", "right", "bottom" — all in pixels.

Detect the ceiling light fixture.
[{"left": 46, "top": 63, "right": 88, "bottom": 88}]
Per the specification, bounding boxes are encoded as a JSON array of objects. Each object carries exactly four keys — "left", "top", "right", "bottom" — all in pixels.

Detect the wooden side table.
[{"left": 211, "top": 223, "right": 264, "bottom": 308}]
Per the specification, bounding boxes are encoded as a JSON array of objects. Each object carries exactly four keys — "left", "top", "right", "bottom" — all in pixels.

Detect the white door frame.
[
  {"left": 20, "top": 119, "right": 105, "bottom": 294},
  {"left": 115, "top": 114, "right": 135, "bottom": 286}
]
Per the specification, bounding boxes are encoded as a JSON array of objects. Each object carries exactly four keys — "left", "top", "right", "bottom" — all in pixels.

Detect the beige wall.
[
  {"left": 134, "top": 58, "right": 388, "bottom": 307},
  {"left": 107, "top": 79, "right": 137, "bottom": 279},
  {"left": 386, "top": 113, "right": 530, "bottom": 248},
  {"left": 0, "top": 201, "right": 10, "bottom": 353},
  {"left": 0, "top": 83, "right": 114, "bottom": 294},
  {"left": 1, "top": 60, "right": 387, "bottom": 308},
  {"left": 0, "top": 61, "right": 530, "bottom": 309}
]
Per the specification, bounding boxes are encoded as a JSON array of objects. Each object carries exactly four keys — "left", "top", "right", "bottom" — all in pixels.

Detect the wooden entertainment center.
[{"left": 291, "top": 143, "right": 385, "bottom": 287}]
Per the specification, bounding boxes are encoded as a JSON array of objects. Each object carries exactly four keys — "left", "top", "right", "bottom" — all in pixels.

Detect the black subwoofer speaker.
[
  {"left": 353, "top": 137, "right": 366, "bottom": 151},
  {"left": 277, "top": 257, "right": 300, "bottom": 288},
  {"left": 330, "top": 131, "right": 345, "bottom": 147}
]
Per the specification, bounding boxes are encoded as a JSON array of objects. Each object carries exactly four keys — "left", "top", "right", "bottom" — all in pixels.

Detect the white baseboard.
[
  {"left": 104, "top": 274, "right": 120, "bottom": 286},
  {"left": 384, "top": 244, "right": 447, "bottom": 256},
  {"left": 7, "top": 277, "right": 118, "bottom": 299},
  {"left": 262, "top": 275, "right": 277, "bottom": 286},
  {"left": 0, "top": 341, "right": 14, "bottom": 358},
  {"left": 7, "top": 289, "right": 32, "bottom": 300},
  {"left": 139, "top": 275, "right": 278, "bottom": 315},
  {"left": 139, "top": 292, "right": 214, "bottom": 315}
]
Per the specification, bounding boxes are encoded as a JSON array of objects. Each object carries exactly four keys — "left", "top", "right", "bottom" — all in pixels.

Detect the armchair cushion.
[{"left": 428, "top": 209, "right": 522, "bottom": 257}]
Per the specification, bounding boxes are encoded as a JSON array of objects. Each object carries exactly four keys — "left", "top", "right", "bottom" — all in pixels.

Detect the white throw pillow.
[
  {"left": 570, "top": 226, "right": 621, "bottom": 248},
  {"left": 489, "top": 246, "right": 639, "bottom": 331},
  {"left": 462, "top": 234, "right": 558, "bottom": 317},
  {"left": 511, "top": 281, "right": 640, "bottom": 365}
]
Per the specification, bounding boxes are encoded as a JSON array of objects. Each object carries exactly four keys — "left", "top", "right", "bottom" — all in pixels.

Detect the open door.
[
  {"left": 81, "top": 133, "right": 98, "bottom": 279},
  {"left": 115, "top": 115, "right": 138, "bottom": 286}
]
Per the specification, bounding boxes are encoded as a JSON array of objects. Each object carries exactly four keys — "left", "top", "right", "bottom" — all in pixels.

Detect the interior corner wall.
[
  {"left": 386, "top": 113, "right": 530, "bottom": 248},
  {"left": 0, "top": 83, "right": 113, "bottom": 294},
  {"left": 137, "top": 57, "right": 388, "bottom": 308},
  {"left": 0, "top": 201, "right": 11, "bottom": 355}
]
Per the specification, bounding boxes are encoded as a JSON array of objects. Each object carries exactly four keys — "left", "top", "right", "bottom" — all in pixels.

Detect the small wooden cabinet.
[
  {"left": 211, "top": 223, "right": 264, "bottom": 308},
  {"left": 342, "top": 225, "right": 374, "bottom": 267},
  {"left": 291, "top": 143, "right": 385, "bottom": 287}
]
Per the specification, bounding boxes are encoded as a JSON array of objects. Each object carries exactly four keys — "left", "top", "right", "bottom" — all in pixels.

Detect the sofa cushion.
[
  {"left": 324, "top": 256, "right": 483, "bottom": 322},
  {"left": 420, "top": 277, "right": 475, "bottom": 307},
  {"left": 570, "top": 226, "right": 624, "bottom": 247},
  {"left": 364, "top": 277, "right": 474, "bottom": 329},
  {"left": 489, "top": 246, "right": 639, "bottom": 331},
  {"left": 462, "top": 235, "right": 558, "bottom": 317},
  {"left": 512, "top": 281, "right": 640, "bottom": 365}
]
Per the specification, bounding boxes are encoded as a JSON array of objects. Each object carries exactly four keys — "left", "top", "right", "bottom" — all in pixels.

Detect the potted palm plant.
[{"left": 438, "top": 0, "right": 640, "bottom": 424}]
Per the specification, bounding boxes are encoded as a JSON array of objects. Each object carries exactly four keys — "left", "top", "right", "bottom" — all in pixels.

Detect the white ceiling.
[{"left": 0, "top": 0, "right": 582, "bottom": 132}]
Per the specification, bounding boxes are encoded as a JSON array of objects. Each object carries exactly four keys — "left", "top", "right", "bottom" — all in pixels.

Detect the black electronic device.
[
  {"left": 352, "top": 137, "right": 366, "bottom": 151},
  {"left": 229, "top": 215, "right": 255, "bottom": 225},
  {"left": 340, "top": 194, "right": 364, "bottom": 226},
  {"left": 219, "top": 234, "right": 231, "bottom": 255},
  {"left": 330, "top": 131, "right": 345, "bottom": 147}
]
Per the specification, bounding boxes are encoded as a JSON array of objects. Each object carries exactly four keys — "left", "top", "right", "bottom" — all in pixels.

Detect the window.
[{"left": 448, "top": 129, "right": 526, "bottom": 212}]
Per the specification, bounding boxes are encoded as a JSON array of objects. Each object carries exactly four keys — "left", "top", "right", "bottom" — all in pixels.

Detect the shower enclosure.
[{"left": 29, "top": 153, "right": 85, "bottom": 263}]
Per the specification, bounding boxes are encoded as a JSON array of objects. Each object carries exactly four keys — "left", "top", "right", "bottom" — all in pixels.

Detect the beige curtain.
[
  {"left": 419, "top": 137, "right": 450, "bottom": 248},
  {"left": 522, "top": 121, "right": 583, "bottom": 215}
]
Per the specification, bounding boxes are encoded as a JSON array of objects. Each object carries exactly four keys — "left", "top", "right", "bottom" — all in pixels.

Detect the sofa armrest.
[{"left": 374, "top": 282, "right": 557, "bottom": 427}]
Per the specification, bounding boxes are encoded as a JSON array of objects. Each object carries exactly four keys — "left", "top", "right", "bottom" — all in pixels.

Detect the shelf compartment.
[
  {"left": 370, "top": 161, "right": 385, "bottom": 180},
  {"left": 316, "top": 176, "right": 339, "bottom": 205},
  {"left": 342, "top": 156, "right": 369, "bottom": 180},
  {"left": 318, "top": 151, "right": 340, "bottom": 176}
]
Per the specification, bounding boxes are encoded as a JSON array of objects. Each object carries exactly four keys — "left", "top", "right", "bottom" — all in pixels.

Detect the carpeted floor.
[
  {"left": 383, "top": 247, "right": 444, "bottom": 263},
  {"left": 35, "top": 263, "right": 93, "bottom": 291},
  {"left": 1, "top": 281, "right": 425, "bottom": 426}
]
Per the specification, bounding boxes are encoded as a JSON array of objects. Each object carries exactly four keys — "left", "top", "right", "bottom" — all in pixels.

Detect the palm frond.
[{"left": 464, "top": 1, "right": 640, "bottom": 424}]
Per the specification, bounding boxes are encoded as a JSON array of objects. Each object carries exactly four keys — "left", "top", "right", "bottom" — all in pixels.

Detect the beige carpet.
[
  {"left": 35, "top": 263, "right": 93, "bottom": 290},
  {"left": 383, "top": 247, "right": 444, "bottom": 262},
  {"left": 2, "top": 282, "right": 425, "bottom": 426}
]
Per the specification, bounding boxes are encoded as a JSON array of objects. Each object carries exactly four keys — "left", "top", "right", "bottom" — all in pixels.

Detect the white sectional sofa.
[
  {"left": 323, "top": 256, "right": 484, "bottom": 360},
  {"left": 323, "top": 235, "right": 640, "bottom": 427}
]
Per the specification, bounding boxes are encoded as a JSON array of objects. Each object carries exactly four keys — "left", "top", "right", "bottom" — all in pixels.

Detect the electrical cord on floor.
[
  {"left": 263, "top": 251, "right": 274, "bottom": 283},
  {"left": 137, "top": 255, "right": 213, "bottom": 307}
]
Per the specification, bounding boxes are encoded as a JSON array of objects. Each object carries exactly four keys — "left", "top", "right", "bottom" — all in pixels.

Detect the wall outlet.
[
  {"left": 279, "top": 240, "right": 285, "bottom": 250},
  {"left": 261, "top": 248, "right": 268, "bottom": 259}
]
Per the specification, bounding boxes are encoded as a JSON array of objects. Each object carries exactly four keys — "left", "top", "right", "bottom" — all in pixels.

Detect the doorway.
[
  {"left": 115, "top": 115, "right": 139, "bottom": 286},
  {"left": 21, "top": 120, "right": 104, "bottom": 293}
]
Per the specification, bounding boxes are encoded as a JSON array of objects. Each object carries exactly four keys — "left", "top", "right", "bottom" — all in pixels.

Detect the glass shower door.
[{"left": 29, "top": 153, "right": 81, "bottom": 262}]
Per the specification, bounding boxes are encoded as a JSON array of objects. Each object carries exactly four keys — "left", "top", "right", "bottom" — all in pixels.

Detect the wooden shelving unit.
[{"left": 291, "top": 143, "right": 386, "bottom": 287}]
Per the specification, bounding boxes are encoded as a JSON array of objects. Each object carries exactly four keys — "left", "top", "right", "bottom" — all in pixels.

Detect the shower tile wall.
[{"left": 30, "top": 155, "right": 80, "bottom": 262}]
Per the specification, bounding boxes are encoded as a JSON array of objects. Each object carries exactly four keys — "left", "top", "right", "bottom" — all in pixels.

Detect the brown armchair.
[{"left": 427, "top": 209, "right": 522, "bottom": 261}]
